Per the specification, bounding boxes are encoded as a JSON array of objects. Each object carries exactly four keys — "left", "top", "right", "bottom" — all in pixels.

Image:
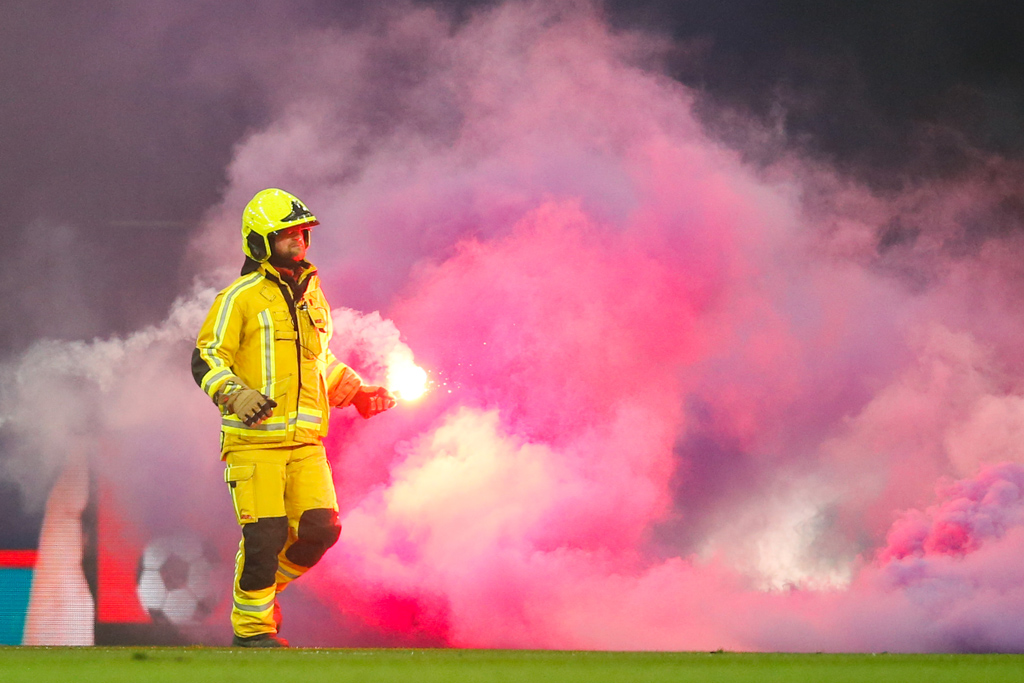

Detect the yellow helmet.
[{"left": 241, "top": 188, "right": 319, "bottom": 261}]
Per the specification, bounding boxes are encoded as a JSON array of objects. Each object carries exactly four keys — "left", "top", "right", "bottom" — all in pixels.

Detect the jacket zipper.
[{"left": 275, "top": 279, "right": 303, "bottom": 423}]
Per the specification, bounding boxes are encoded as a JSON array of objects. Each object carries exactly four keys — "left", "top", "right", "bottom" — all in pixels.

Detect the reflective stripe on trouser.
[
  {"left": 224, "top": 443, "right": 340, "bottom": 638},
  {"left": 276, "top": 554, "right": 308, "bottom": 593}
]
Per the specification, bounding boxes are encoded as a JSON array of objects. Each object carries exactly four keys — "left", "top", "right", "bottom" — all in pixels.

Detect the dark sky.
[{"left": 1, "top": 0, "right": 1021, "bottom": 359}]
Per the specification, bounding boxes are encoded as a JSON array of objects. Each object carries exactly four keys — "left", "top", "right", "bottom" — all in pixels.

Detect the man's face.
[{"left": 271, "top": 226, "right": 308, "bottom": 262}]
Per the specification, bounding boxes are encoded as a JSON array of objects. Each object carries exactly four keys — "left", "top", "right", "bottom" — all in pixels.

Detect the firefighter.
[{"left": 192, "top": 188, "right": 395, "bottom": 647}]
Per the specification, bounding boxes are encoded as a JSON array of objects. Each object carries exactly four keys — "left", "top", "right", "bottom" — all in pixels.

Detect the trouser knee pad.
[
  {"left": 284, "top": 508, "right": 341, "bottom": 568},
  {"left": 239, "top": 516, "right": 289, "bottom": 591}
]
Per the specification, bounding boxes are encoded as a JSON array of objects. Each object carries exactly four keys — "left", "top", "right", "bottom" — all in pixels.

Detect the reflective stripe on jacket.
[{"left": 192, "top": 261, "right": 358, "bottom": 453}]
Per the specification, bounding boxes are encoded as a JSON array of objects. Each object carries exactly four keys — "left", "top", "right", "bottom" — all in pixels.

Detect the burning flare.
[{"left": 385, "top": 350, "right": 429, "bottom": 401}]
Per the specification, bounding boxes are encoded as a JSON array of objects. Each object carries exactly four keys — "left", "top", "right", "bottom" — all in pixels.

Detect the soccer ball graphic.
[{"left": 136, "top": 535, "right": 219, "bottom": 625}]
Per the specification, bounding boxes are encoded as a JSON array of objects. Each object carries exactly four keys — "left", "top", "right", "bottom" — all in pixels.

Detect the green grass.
[{"left": 0, "top": 648, "right": 1021, "bottom": 683}]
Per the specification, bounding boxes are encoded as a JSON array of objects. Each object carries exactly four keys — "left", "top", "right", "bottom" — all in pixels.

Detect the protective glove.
[
  {"left": 224, "top": 387, "right": 277, "bottom": 426},
  {"left": 351, "top": 386, "right": 396, "bottom": 419}
]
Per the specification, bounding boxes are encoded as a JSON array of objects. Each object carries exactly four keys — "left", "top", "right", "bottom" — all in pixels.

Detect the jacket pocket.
[{"left": 299, "top": 305, "right": 325, "bottom": 358}]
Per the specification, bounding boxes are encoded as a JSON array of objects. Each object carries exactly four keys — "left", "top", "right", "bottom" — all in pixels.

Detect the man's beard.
[{"left": 269, "top": 249, "right": 304, "bottom": 267}]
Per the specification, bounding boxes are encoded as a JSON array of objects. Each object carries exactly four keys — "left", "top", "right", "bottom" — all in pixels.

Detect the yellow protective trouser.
[{"left": 223, "top": 443, "right": 341, "bottom": 638}]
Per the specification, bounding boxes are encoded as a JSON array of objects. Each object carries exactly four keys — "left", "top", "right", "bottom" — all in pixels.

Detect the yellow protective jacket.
[{"left": 192, "top": 260, "right": 360, "bottom": 454}]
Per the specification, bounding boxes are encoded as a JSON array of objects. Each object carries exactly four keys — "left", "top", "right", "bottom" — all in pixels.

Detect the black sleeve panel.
[{"left": 191, "top": 346, "right": 212, "bottom": 389}]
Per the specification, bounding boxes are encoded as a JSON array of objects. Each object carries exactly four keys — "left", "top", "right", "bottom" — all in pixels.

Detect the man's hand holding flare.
[{"left": 352, "top": 386, "right": 396, "bottom": 419}]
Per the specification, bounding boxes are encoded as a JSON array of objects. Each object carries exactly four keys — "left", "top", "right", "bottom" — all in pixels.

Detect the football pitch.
[{"left": 1, "top": 648, "right": 1021, "bottom": 682}]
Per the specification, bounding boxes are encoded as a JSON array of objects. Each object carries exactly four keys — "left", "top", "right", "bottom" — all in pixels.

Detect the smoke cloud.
[{"left": 3, "top": 0, "right": 1024, "bottom": 651}]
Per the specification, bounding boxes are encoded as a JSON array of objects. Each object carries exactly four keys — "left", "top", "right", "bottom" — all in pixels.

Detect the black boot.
[{"left": 231, "top": 633, "right": 289, "bottom": 648}]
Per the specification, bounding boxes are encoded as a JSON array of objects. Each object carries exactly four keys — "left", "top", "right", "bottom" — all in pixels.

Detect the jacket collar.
[
  {"left": 259, "top": 260, "right": 317, "bottom": 300},
  {"left": 259, "top": 259, "right": 316, "bottom": 283}
]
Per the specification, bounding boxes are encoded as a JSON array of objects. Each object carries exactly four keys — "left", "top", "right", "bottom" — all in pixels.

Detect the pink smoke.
[
  {"left": 191, "top": 2, "right": 1024, "bottom": 651},
  {"left": 881, "top": 463, "right": 1024, "bottom": 562},
  {"left": 6, "top": 0, "right": 1024, "bottom": 651}
]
